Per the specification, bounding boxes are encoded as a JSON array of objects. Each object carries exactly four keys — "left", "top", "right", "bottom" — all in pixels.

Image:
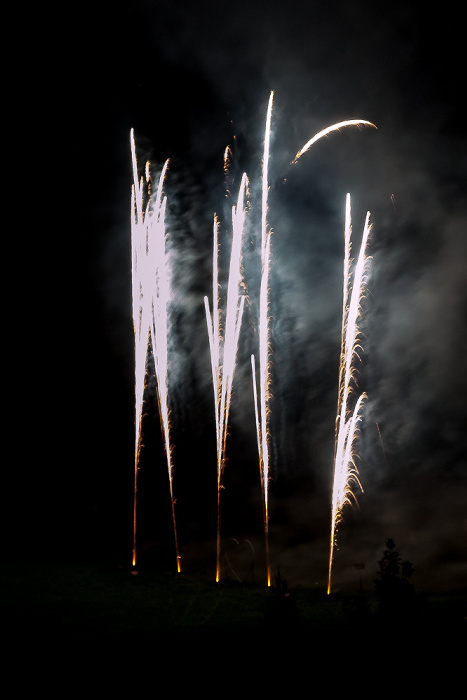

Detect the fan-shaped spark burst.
[
  {"left": 204, "top": 173, "right": 248, "bottom": 583},
  {"left": 130, "top": 129, "right": 180, "bottom": 572},
  {"left": 327, "top": 194, "right": 372, "bottom": 594}
]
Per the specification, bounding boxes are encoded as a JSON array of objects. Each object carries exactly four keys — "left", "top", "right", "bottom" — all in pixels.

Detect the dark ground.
[{"left": 2, "top": 558, "right": 464, "bottom": 650}]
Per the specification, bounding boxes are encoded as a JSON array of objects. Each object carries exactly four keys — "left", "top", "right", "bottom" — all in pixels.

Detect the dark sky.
[{"left": 19, "top": 0, "right": 466, "bottom": 593}]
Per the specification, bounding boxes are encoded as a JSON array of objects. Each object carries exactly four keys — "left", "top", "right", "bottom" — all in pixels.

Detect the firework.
[
  {"left": 290, "top": 118, "right": 375, "bottom": 593},
  {"left": 130, "top": 130, "right": 180, "bottom": 572},
  {"left": 204, "top": 173, "right": 248, "bottom": 583},
  {"left": 327, "top": 194, "right": 372, "bottom": 594},
  {"left": 291, "top": 119, "right": 376, "bottom": 164},
  {"left": 129, "top": 99, "right": 375, "bottom": 587},
  {"left": 251, "top": 91, "right": 274, "bottom": 586}
]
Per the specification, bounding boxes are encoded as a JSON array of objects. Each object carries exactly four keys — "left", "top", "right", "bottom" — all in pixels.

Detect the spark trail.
[
  {"left": 251, "top": 91, "right": 274, "bottom": 587},
  {"left": 204, "top": 173, "right": 248, "bottom": 583},
  {"left": 130, "top": 130, "right": 180, "bottom": 572},
  {"left": 291, "top": 119, "right": 376, "bottom": 164},
  {"left": 327, "top": 194, "right": 372, "bottom": 594}
]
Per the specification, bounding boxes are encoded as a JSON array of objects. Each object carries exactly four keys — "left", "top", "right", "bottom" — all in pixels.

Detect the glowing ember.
[
  {"left": 130, "top": 130, "right": 180, "bottom": 572},
  {"left": 327, "top": 194, "right": 372, "bottom": 594},
  {"left": 204, "top": 174, "right": 248, "bottom": 583}
]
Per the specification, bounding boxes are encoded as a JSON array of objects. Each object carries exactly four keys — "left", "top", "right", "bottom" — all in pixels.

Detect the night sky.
[{"left": 19, "top": 0, "right": 466, "bottom": 594}]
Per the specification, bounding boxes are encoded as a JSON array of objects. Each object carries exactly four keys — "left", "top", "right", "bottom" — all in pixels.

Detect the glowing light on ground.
[
  {"left": 251, "top": 91, "right": 274, "bottom": 587},
  {"left": 204, "top": 174, "right": 248, "bottom": 583},
  {"left": 130, "top": 130, "right": 181, "bottom": 572},
  {"left": 327, "top": 194, "right": 372, "bottom": 594}
]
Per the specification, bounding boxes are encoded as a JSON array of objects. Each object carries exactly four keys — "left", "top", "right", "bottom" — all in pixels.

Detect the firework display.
[{"left": 130, "top": 98, "right": 375, "bottom": 587}]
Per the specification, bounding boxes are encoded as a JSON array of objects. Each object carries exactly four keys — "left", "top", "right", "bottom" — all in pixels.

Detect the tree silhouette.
[{"left": 374, "top": 539, "right": 415, "bottom": 622}]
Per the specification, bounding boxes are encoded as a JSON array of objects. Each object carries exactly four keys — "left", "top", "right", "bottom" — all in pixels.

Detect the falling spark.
[
  {"left": 291, "top": 120, "right": 376, "bottom": 164},
  {"left": 224, "top": 146, "right": 232, "bottom": 180},
  {"left": 327, "top": 194, "right": 372, "bottom": 594},
  {"left": 251, "top": 91, "right": 274, "bottom": 587},
  {"left": 130, "top": 129, "right": 181, "bottom": 572},
  {"left": 204, "top": 173, "right": 248, "bottom": 583}
]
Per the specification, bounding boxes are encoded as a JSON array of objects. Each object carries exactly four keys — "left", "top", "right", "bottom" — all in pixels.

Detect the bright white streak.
[
  {"left": 204, "top": 218, "right": 220, "bottom": 457},
  {"left": 204, "top": 173, "right": 248, "bottom": 583},
  {"left": 130, "top": 129, "right": 148, "bottom": 568},
  {"left": 328, "top": 195, "right": 372, "bottom": 594},
  {"left": 292, "top": 120, "right": 376, "bottom": 164},
  {"left": 130, "top": 130, "right": 180, "bottom": 572},
  {"left": 251, "top": 91, "right": 274, "bottom": 586},
  {"left": 251, "top": 355, "right": 261, "bottom": 460},
  {"left": 148, "top": 167, "right": 181, "bottom": 574}
]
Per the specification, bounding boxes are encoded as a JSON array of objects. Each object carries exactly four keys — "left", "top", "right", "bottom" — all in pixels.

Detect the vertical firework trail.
[
  {"left": 251, "top": 91, "right": 274, "bottom": 587},
  {"left": 327, "top": 194, "right": 372, "bottom": 594},
  {"left": 204, "top": 173, "right": 248, "bottom": 583},
  {"left": 130, "top": 130, "right": 181, "bottom": 572}
]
